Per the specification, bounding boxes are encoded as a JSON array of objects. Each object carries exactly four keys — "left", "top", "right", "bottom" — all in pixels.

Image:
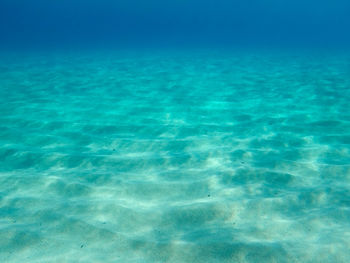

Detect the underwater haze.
[
  {"left": 1, "top": 0, "right": 350, "bottom": 48},
  {"left": 1, "top": 1, "right": 350, "bottom": 263}
]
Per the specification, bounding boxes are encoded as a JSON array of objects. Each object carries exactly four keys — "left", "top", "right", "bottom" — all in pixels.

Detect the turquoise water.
[{"left": 1, "top": 50, "right": 350, "bottom": 262}]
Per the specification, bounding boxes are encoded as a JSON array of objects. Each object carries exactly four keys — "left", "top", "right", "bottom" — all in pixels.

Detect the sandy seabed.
[{"left": 0, "top": 50, "right": 350, "bottom": 262}]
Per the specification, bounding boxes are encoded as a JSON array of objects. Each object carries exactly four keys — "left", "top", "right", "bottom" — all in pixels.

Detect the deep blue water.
[
  {"left": 1, "top": 1, "right": 350, "bottom": 263},
  {"left": 1, "top": 0, "right": 350, "bottom": 48}
]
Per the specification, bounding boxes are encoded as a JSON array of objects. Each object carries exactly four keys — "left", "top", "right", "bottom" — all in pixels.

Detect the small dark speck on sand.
[
  {"left": 112, "top": 149, "right": 116, "bottom": 151},
  {"left": 241, "top": 161, "right": 245, "bottom": 164},
  {"left": 81, "top": 245, "right": 84, "bottom": 248},
  {"left": 208, "top": 194, "right": 210, "bottom": 197},
  {"left": 102, "top": 222, "right": 106, "bottom": 224}
]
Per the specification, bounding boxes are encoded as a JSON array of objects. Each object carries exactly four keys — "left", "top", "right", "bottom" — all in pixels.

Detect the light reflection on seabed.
[{"left": 0, "top": 51, "right": 350, "bottom": 262}]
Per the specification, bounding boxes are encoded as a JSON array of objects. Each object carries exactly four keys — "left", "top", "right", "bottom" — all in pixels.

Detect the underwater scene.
[{"left": 1, "top": 1, "right": 350, "bottom": 263}]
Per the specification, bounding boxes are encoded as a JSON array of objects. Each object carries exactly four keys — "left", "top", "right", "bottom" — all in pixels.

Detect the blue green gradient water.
[{"left": 1, "top": 50, "right": 350, "bottom": 262}]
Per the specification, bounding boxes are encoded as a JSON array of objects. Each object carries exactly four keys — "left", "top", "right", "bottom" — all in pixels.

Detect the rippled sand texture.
[{"left": 1, "top": 51, "right": 350, "bottom": 262}]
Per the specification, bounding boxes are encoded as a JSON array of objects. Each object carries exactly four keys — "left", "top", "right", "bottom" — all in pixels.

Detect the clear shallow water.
[{"left": 1, "top": 50, "right": 350, "bottom": 262}]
